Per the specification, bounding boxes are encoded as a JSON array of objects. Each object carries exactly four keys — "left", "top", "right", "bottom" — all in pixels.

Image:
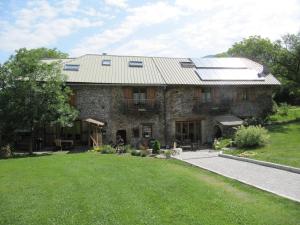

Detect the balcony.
[
  {"left": 193, "top": 99, "right": 232, "bottom": 115},
  {"left": 121, "top": 99, "right": 160, "bottom": 114}
]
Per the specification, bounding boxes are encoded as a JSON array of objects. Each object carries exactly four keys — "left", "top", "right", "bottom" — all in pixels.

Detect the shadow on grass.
[{"left": 0, "top": 152, "right": 53, "bottom": 160}]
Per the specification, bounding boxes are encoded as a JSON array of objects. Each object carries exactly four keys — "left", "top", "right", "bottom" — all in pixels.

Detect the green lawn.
[
  {"left": 268, "top": 105, "right": 300, "bottom": 123},
  {"left": 0, "top": 153, "right": 300, "bottom": 225},
  {"left": 224, "top": 121, "right": 300, "bottom": 168}
]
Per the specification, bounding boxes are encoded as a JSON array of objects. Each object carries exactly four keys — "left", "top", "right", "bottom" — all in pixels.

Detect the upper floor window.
[
  {"left": 64, "top": 64, "right": 80, "bottom": 71},
  {"left": 202, "top": 88, "right": 212, "bottom": 103},
  {"left": 241, "top": 89, "right": 249, "bottom": 101},
  {"left": 133, "top": 88, "right": 146, "bottom": 105},
  {"left": 102, "top": 59, "right": 111, "bottom": 66},
  {"left": 129, "top": 61, "right": 143, "bottom": 68},
  {"left": 180, "top": 61, "right": 195, "bottom": 68}
]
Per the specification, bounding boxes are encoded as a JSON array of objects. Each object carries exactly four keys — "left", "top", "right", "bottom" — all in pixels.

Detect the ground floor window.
[
  {"left": 142, "top": 124, "right": 152, "bottom": 138},
  {"left": 175, "top": 121, "right": 201, "bottom": 143}
]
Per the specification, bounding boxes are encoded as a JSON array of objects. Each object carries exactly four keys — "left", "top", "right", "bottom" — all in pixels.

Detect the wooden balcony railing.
[
  {"left": 121, "top": 99, "right": 160, "bottom": 113},
  {"left": 193, "top": 99, "right": 232, "bottom": 114}
]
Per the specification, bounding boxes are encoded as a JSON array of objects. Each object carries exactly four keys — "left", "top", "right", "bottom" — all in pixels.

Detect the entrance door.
[
  {"left": 116, "top": 130, "right": 127, "bottom": 144},
  {"left": 175, "top": 121, "right": 202, "bottom": 144}
]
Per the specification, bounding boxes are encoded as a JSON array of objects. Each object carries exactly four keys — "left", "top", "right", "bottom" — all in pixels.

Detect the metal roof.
[
  {"left": 214, "top": 115, "right": 244, "bottom": 126},
  {"left": 42, "top": 54, "right": 281, "bottom": 86},
  {"left": 192, "top": 58, "right": 247, "bottom": 68}
]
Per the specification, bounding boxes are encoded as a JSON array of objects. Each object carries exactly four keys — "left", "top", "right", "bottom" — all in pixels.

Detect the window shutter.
[
  {"left": 123, "top": 87, "right": 133, "bottom": 99},
  {"left": 194, "top": 88, "right": 202, "bottom": 99},
  {"left": 147, "top": 87, "right": 156, "bottom": 106},
  {"left": 147, "top": 87, "right": 156, "bottom": 99},
  {"left": 213, "top": 88, "right": 220, "bottom": 104},
  {"left": 234, "top": 88, "right": 241, "bottom": 102},
  {"left": 69, "top": 90, "right": 76, "bottom": 106},
  {"left": 250, "top": 90, "right": 256, "bottom": 101}
]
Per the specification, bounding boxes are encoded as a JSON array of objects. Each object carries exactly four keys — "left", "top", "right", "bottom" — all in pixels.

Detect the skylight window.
[
  {"left": 180, "top": 61, "right": 195, "bottom": 68},
  {"left": 102, "top": 59, "right": 111, "bottom": 66},
  {"left": 129, "top": 61, "right": 143, "bottom": 68},
  {"left": 63, "top": 64, "right": 80, "bottom": 71}
]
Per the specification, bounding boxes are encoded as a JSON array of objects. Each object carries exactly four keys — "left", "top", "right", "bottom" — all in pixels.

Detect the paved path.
[{"left": 174, "top": 150, "right": 300, "bottom": 202}]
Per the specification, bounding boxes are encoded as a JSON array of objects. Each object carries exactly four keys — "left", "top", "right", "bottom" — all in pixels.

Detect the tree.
[
  {"left": 218, "top": 34, "right": 300, "bottom": 104},
  {"left": 0, "top": 48, "right": 78, "bottom": 153}
]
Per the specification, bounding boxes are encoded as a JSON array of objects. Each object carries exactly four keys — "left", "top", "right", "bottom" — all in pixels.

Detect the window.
[
  {"left": 202, "top": 88, "right": 212, "bottom": 103},
  {"left": 133, "top": 88, "right": 146, "bottom": 105},
  {"left": 132, "top": 127, "right": 139, "bottom": 138},
  {"left": 102, "top": 59, "right": 111, "bottom": 66},
  {"left": 180, "top": 61, "right": 195, "bottom": 68},
  {"left": 142, "top": 125, "right": 152, "bottom": 138},
  {"left": 241, "top": 89, "right": 249, "bottom": 101},
  {"left": 63, "top": 64, "right": 80, "bottom": 71},
  {"left": 129, "top": 61, "right": 143, "bottom": 67}
]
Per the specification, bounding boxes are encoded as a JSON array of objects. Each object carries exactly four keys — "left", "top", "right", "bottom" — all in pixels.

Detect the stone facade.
[{"left": 71, "top": 85, "right": 274, "bottom": 148}]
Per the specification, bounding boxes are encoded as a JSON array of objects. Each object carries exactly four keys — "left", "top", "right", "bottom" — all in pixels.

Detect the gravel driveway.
[{"left": 174, "top": 150, "right": 300, "bottom": 202}]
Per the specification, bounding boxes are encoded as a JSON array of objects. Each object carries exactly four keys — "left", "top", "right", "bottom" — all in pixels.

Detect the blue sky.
[{"left": 0, "top": 0, "right": 300, "bottom": 63}]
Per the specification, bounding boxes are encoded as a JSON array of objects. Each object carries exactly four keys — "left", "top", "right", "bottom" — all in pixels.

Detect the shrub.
[
  {"left": 124, "top": 145, "right": 135, "bottom": 153},
  {"left": 278, "top": 103, "right": 289, "bottom": 116},
  {"left": 96, "top": 145, "right": 116, "bottom": 154},
  {"left": 244, "top": 117, "right": 266, "bottom": 126},
  {"left": 140, "top": 150, "right": 148, "bottom": 157},
  {"left": 0, "top": 145, "right": 12, "bottom": 159},
  {"left": 234, "top": 125, "right": 269, "bottom": 148},
  {"left": 213, "top": 138, "right": 232, "bottom": 150},
  {"left": 131, "top": 149, "right": 141, "bottom": 156},
  {"left": 164, "top": 150, "right": 172, "bottom": 159},
  {"left": 152, "top": 140, "right": 160, "bottom": 154}
]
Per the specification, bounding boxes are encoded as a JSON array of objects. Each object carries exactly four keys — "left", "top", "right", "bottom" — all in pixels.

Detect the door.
[{"left": 116, "top": 130, "right": 127, "bottom": 144}]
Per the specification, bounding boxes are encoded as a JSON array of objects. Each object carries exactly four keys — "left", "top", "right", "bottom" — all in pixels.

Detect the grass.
[
  {"left": 0, "top": 153, "right": 300, "bottom": 225},
  {"left": 224, "top": 121, "right": 300, "bottom": 168},
  {"left": 268, "top": 105, "right": 300, "bottom": 123}
]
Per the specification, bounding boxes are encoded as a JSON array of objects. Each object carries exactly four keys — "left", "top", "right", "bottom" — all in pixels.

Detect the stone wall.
[{"left": 71, "top": 85, "right": 274, "bottom": 147}]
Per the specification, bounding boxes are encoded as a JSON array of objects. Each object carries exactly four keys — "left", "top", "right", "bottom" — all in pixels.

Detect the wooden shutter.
[
  {"left": 123, "top": 87, "right": 133, "bottom": 99},
  {"left": 69, "top": 90, "right": 76, "bottom": 106},
  {"left": 147, "top": 87, "right": 156, "bottom": 106},
  {"left": 194, "top": 88, "right": 202, "bottom": 99},
  {"left": 147, "top": 87, "right": 156, "bottom": 99},
  {"left": 249, "top": 89, "right": 256, "bottom": 101},
  {"left": 213, "top": 87, "right": 220, "bottom": 104},
  {"left": 234, "top": 88, "right": 241, "bottom": 102}
]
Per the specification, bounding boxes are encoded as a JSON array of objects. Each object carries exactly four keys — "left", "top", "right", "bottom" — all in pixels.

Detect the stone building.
[{"left": 41, "top": 54, "right": 280, "bottom": 149}]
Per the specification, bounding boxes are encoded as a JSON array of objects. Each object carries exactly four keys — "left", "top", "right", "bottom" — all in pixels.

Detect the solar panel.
[
  {"left": 195, "top": 68, "right": 265, "bottom": 81},
  {"left": 191, "top": 58, "right": 247, "bottom": 69}
]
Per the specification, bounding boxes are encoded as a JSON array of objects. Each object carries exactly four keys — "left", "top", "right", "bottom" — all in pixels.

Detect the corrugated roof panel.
[{"left": 41, "top": 55, "right": 280, "bottom": 86}]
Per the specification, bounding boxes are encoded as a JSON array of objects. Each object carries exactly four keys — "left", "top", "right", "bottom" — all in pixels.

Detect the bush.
[
  {"left": 124, "top": 145, "right": 134, "bottom": 153},
  {"left": 152, "top": 140, "right": 160, "bottom": 154},
  {"left": 94, "top": 145, "right": 116, "bottom": 154},
  {"left": 234, "top": 125, "right": 269, "bottom": 148},
  {"left": 131, "top": 149, "right": 141, "bottom": 156},
  {"left": 140, "top": 150, "right": 148, "bottom": 157},
  {"left": 213, "top": 138, "right": 232, "bottom": 150},
  {"left": 164, "top": 150, "right": 172, "bottom": 159},
  {"left": 278, "top": 103, "right": 289, "bottom": 116},
  {"left": 0, "top": 145, "right": 12, "bottom": 159}
]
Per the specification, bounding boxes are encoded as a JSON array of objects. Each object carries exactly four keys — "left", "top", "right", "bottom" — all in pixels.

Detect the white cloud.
[
  {"left": 104, "top": 0, "right": 128, "bottom": 9},
  {"left": 71, "top": 1, "right": 182, "bottom": 55},
  {"left": 0, "top": 0, "right": 103, "bottom": 52}
]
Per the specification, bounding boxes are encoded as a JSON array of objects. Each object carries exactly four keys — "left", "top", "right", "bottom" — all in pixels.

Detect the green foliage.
[
  {"left": 124, "top": 145, "right": 134, "bottom": 153},
  {"left": 278, "top": 103, "right": 289, "bottom": 116},
  {"left": 219, "top": 33, "right": 300, "bottom": 104},
  {"left": 213, "top": 138, "right": 232, "bottom": 150},
  {"left": 164, "top": 150, "right": 172, "bottom": 159},
  {"left": 0, "top": 48, "right": 78, "bottom": 151},
  {"left": 0, "top": 145, "right": 12, "bottom": 159},
  {"left": 234, "top": 125, "right": 269, "bottom": 148},
  {"left": 152, "top": 140, "right": 160, "bottom": 154},
  {"left": 131, "top": 149, "right": 141, "bottom": 156},
  {"left": 96, "top": 145, "right": 116, "bottom": 154}
]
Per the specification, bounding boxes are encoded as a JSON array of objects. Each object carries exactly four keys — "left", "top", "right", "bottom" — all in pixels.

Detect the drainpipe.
[{"left": 163, "top": 86, "right": 167, "bottom": 146}]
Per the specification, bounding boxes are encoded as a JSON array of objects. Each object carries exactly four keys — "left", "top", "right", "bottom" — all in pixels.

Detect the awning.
[
  {"left": 214, "top": 115, "right": 243, "bottom": 126},
  {"left": 84, "top": 118, "right": 104, "bottom": 127}
]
